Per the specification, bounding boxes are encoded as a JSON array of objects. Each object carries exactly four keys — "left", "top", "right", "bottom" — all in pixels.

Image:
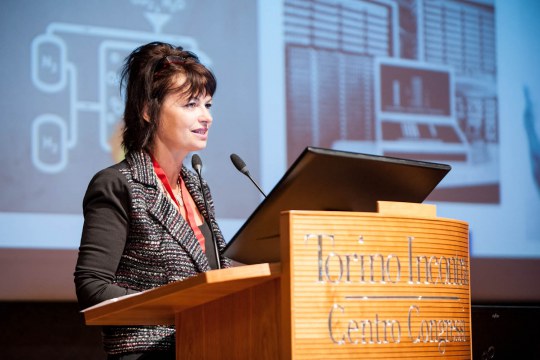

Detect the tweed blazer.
[{"left": 75, "top": 150, "right": 230, "bottom": 355}]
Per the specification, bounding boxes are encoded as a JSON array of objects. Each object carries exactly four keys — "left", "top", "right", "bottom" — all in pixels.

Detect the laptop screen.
[{"left": 224, "top": 147, "right": 451, "bottom": 264}]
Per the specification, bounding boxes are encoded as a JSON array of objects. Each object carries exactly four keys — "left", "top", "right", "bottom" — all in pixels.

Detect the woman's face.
[{"left": 153, "top": 75, "right": 213, "bottom": 155}]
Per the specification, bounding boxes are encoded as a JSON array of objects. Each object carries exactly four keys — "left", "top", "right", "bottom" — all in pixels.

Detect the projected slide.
[
  {"left": 285, "top": 0, "right": 499, "bottom": 203},
  {"left": 0, "top": 0, "right": 260, "bottom": 217},
  {"left": 0, "top": 0, "right": 539, "bottom": 262}
]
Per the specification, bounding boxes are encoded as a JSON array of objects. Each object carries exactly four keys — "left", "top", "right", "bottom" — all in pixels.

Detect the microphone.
[
  {"left": 191, "top": 154, "right": 221, "bottom": 269},
  {"left": 230, "top": 153, "right": 267, "bottom": 198}
]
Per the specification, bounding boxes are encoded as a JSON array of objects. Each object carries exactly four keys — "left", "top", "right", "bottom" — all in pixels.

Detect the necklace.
[{"left": 175, "top": 178, "right": 184, "bottom": 207}]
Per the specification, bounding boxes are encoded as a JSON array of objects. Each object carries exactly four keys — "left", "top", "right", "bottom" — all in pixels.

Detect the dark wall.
[
  {"left": 472, "top": 305, "right": 540, "bottom": 359},
  {"left": 0, "top": 302, "right": 104, "bottom": 360},
  {"left": 1, "top": 302, "right": 539, "bottom": 359}
]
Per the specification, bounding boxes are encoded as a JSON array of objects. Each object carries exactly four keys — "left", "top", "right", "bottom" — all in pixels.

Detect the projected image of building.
[{"left": 284, "top": 0, "right": 498, "bottom": 203}]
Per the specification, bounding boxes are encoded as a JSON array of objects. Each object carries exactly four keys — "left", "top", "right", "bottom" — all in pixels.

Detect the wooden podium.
[{"left": 83, "top": 202, "right": 471, "bottom": 359}]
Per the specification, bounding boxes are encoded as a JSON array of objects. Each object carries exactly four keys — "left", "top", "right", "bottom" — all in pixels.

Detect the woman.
[{"left": 74, "top": 42, "right": 231, "bottom": 359}]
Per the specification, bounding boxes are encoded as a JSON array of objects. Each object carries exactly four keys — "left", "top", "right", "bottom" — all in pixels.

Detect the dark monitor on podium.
[{"left": 224, "top": 147, "right": 451, "bottom": 264}]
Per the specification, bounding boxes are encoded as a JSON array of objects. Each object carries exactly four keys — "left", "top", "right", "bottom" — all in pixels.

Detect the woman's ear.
[
  {"left": 142, "top": 103, "right": 151, "bottom": 123},
  {"left": 143, "top": 98, "right": 159, "bottom": 123}
]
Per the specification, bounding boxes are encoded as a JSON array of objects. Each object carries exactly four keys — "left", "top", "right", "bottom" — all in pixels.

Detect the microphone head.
[
  {"left": 230, "top": 153, "right": 249, "bottom": 175},
  {"left": 191, "top": 153, "right": 203, "bottom": 173}
]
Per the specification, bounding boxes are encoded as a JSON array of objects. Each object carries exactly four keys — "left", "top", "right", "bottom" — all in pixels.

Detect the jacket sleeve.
[{"left": 74, "top": 166, "right": 138, "bottom": 309}]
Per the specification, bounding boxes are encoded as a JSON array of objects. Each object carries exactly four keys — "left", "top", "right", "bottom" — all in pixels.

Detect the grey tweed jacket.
[{"left": 75, "top": 150, "right": 231, "bottom": 355}]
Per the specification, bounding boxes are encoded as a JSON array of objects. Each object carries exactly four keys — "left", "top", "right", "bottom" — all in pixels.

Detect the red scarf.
[{"left": 150, "top": 155, "right": 206, "bottom": 252}]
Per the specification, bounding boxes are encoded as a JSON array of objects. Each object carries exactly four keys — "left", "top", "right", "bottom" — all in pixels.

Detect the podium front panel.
[{"left": 280, "top": 209, "right": 471, "bottom": 359}]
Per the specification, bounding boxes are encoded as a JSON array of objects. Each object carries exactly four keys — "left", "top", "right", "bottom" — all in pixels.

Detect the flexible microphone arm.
[
  {"left": 230, "top": 153, "right": 267, "bottom": 198},
  {"left": 191, "top": 154, "right": 222, "bottom": 270}
]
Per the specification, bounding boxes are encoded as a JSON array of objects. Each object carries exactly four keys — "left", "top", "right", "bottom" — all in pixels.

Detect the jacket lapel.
[
  {"left": 182, "top": 167, "right": 209, "bottom": 220},
  {"left": 127, "top": 151, "right": 210, "bottom": 272},
  {"left": 183, "top": 167, "right": 229, "bottom": 268}
]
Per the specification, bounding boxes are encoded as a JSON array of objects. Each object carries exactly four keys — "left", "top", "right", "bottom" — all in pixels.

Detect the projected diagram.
[
  {"left": 30, "top": 0, "right": 211, "bottom": 173},
  {"left": 285, "top": 0, "right": 498, "bottom": 203}
]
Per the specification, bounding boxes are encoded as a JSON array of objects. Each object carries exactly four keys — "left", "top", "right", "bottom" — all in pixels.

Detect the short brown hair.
[{"left": 120, "top": 42, "right": 217, "bottom": 153}]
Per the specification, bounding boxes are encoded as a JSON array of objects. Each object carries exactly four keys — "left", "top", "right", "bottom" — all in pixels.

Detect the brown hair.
[{"left": 120, "top": 42, "right": 217, "bottom": 152}]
